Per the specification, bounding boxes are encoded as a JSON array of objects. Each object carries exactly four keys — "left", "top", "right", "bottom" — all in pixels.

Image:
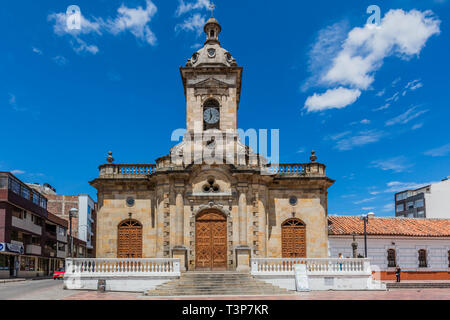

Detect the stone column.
[
  {"left": 172, "top": 184, "right": 187, "bottom": 271},
  {"left": 238, "top": 189, "right": 248, "bottom": 245},
  {"left": 236, "top": 184, "right": 251, "bottom": 272}
]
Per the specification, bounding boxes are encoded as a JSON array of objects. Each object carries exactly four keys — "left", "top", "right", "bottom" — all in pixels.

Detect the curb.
[{"left": 0, "top": 278, "right": 26, "bottom": 284}]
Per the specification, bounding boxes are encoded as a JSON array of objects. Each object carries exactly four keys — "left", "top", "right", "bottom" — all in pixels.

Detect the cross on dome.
[{"left": 209, "top": 2, "right": 216, "bottom": 17}]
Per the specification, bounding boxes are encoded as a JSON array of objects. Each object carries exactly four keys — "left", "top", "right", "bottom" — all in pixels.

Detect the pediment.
[{"left": 193, "top": 78, "right": 230, "bottom": 89}]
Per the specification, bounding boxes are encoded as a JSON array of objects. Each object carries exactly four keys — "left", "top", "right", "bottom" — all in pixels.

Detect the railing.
[
  {"left": 98, "top": 162, "right": 325, "bottom": 178},
  {"left": 65, "top": 258, "right": 181, "bottom": 276},
  {"left": 264, "top": 163, "right": 325, "bottom": 176},
  {"left": 11, "top": 216, "right": 42, "bottom": 235},
  {"left": 251, "top": 258, "right": 371, "bottom": 275},
  {"left": 98, "top": 164, "right": 156, "bottom": 178}
]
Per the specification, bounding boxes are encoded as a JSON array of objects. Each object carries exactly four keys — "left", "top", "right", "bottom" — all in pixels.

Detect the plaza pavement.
[{"left": 1, "top": 279, "right": 449, "bottom": 300}]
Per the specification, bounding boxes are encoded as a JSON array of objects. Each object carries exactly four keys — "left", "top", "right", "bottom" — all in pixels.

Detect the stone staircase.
[
  {"left": 145, "top": 272, "right": 295, "bottom": 296},
  {"left": 386, "top": 282, "right": 450, "bottom": 289}
]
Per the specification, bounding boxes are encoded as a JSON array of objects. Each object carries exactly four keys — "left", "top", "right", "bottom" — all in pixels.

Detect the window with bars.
[
  {"left": 418, "top": 249, "right": 427, "bottom": 268},
  {"left": 387, "top": 249, "right": 396, "bottom": 268}
]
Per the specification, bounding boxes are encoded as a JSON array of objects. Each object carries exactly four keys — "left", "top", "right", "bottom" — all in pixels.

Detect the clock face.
[{"left": 204, "top": 108, "right": 220, "bottom": 124}]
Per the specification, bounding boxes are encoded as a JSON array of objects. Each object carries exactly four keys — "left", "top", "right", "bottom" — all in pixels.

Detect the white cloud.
[
  {"left": 304, "top": 9, "right": 440, "bottom": 112},
  {"left": 175, "top": 13, "right": 206, "bottom": 35},
  {"left": 354, "top": 197, "right": 376, "bottom": 205},
  {"left": 370, "top": 156, "right": 413, "bottom": 173},
  {"left": 384, "top": 181, "right": 435, "bottom": 193},
  {"left": 32, "top": 47, "right": 43, "bottom": 55},
  {"left": 52, "top": 55, "right": 68, "bottom": 66},
  {"left": 385, "top": 106, "right": 428, "bottom": 126},
  {"left": 107, "top": 1, "right": 157, "bottom": 45},
  {"left": 376, "top": 89, "right": 385, "bottom": 96},
  {"left": 11, "top": 170, "right": 25, "bottom": 175},
  {"left": 303, "top": 21, "right": 349, "bottom": 91},
  {"left": 174, "top": 0, "right": 211, "bottom": 36},
  {"left": 362, "top": 207, "right": 375, "bottom": 211},
  {"left": 373, "top": 103, "right": 390, "bottom": 112},
  {"left": 360, "top": 119, "right": 371, "bottom": 124},
  {"left": 412, "top": 123, "right": 423, "bottom": 130},
  {"left": 48, "top": 1, "right": 157, "bottom": 54},
  {"left": 304, "top": 87, "right": 361, "bottom": 112},
  {"left": 424, "top": 143, "right": 450, "bottom": 157},
  {"left": 330, "top": 130, "right": 384, "bottom": 151},
  {"left": 176, "top": 0, "right": 210, "bottom": 17},
  {"left": 405, "top": 79, "right": 423, "bottom": 91},
  {"left": 382, "top": 203, "right": 394, "bottom": 213}
]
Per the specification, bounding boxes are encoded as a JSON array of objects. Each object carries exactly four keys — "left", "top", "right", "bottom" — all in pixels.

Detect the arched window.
[
  {"left": 281, "top": 218, "right": 306, "bottom": 258},
  {"left": 387, "top": 249, "right": 396, "bottom": 267},
  {"left": 117, "top": 219, "right": 142, "bottom": 258},
  {"left": 418, "top": 249, "right": 427, "bottom": 268},
  {"left": 210, "top": 30, "right": 215, "bottom": 38}
]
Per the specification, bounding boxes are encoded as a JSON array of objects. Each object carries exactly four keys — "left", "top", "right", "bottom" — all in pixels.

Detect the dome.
[{"left": 185, "top": 17, "right": 237, "bottom": 68}]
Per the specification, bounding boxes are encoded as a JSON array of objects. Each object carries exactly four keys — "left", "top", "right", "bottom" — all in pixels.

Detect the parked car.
[{"left": 53, "top": 267, "right": 65, "bottom": 280}]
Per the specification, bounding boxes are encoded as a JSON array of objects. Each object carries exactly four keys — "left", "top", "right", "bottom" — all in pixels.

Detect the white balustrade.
[
  {"left": 65, "top": 258, "right": 181, "bottom": 277},
  {"left": 251, "top": 258, "right": 371, "bottom": 276}
]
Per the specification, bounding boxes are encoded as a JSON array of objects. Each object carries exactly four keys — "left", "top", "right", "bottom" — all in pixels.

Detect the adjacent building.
[
  {"left": 0, "top": 172, "right": 69, "bottom": 278},
  {"left": 27, "top": 184, "right": 96, "bottom": 257},
  {"left": 328, "top": 216, "right": 450, "bottom": 280},
  {"left": 395, "top": 178, "right": 450, "bottom": 218}
]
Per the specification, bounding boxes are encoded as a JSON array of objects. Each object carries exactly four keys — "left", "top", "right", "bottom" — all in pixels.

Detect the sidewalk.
[{"left": 0, "top": 276, "right": 53, "bottom": 283}]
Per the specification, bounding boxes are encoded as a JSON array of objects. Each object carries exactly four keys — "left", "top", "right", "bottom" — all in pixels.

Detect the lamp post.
[
  {"left": 69, "top": 208, "right": 78, "bottom": 258},
  {"left": 360, "top": 212, "right": 374, "bottom": 258}
]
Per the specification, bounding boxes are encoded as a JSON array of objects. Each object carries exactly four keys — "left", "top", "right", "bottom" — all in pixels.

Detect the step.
[
  {"left": 146, "top": 273, "right": 294, "bottom": 296},
  {"left": 386, "top": 282, "right": 450, "bottom": 289}
]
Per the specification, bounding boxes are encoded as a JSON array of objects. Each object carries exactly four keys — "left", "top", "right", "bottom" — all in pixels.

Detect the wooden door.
[
  {"left": 117, "top": 219, "right": 143, "bottom": 258},
  {"left": 195, "top": 211, "right": 227, "bottom": 270},
  {"left": 281, "top": 219, "right": 306, "bottom": 258}
]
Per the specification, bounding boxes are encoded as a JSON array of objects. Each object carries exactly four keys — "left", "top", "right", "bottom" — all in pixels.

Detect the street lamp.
[
  {"left": 360, "top": 212, "right": 375, "bottom": 258},
  {"left": 69, "top": 208, "right": 78, "bottom": 258}
]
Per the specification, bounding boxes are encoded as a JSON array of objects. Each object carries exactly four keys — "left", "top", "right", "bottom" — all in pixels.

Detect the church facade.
[{"left": 90, "top": 17, "right": 334, "bottom": 272}]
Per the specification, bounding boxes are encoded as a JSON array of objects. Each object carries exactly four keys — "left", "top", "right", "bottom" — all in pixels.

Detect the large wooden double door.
[
  {"left": 195, "top": 211, "right": 227, "bottom": 270},
  {"left": 281, "top": 218, "right": 306, "bottom": 258},
  {"left": 117, "top": 219, "right": 143, "bottom": 258}
]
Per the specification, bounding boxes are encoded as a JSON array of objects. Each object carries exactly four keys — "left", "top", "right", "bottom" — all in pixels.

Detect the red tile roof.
[{"left": 328, "top": 215, "right": 450, "bottom": 237}]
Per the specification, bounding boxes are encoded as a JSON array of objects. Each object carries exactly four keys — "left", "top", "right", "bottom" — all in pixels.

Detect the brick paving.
[{"left": 63, "top": 288, "right": 450, "bottom": 300}]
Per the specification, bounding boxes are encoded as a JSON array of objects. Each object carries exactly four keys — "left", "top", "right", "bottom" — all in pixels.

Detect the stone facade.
[{"left": 90, "top": 17, "right": 334, "bottom": 271}]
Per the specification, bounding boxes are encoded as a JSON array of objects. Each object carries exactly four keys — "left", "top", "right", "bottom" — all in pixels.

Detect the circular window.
[
  {"left": 192, "top": 52, "right": 199, "bottom": 63},
  {"left": 226, "top": 52, "right": 233, "bottom": 63},
  {"left": 126, "top": 197, "right": 135, "bottom": 207},
  {"left": 207, "top": 48, "right": 216, "bottom": 58},
  {"left": 289, "top": 196, "right": 297, "bottom": 206}
]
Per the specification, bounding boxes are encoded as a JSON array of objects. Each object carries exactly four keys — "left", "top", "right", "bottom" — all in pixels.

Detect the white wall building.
[
  {"left": 395, "top": 178, "right": 450, "bottom": 218},
  {"left": 77, "top": 195, "right": 95, "bottom": 251},
  {"left": 328, "top": 216, "right": 450, "bottom": 280}
]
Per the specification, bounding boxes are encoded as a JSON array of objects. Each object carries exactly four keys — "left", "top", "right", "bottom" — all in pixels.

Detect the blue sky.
[{"left": 1, "top": 0, "right": 449, "bottom": 216}]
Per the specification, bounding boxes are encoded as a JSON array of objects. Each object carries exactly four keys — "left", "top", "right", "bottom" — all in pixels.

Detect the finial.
[
  {"left": 310, "top": 150, "right": 317, "bottom": 163},
  {"left": 107, "top": 151, "right": 114, "bottom": 163},
  {"left": 209, "top": 2, "right": 216, "bottom": 17}
]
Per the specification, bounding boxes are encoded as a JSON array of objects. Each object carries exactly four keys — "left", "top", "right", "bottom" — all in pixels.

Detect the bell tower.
[{"left": 180, "top": 14, "right": 242, "bottom": 134}]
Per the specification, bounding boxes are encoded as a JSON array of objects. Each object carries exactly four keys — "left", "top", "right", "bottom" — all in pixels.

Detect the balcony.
[
  {"left": 57, "top": 249, "right": 66, "bottom": 259},
  {"left": 57, "top": 233, "right": 67, "bottom": 243},
  {"left": 11, "top": 216, "right": 42, "bottom": 235},
  {"left": 25, "top": 244, "right": 42, "bottom": 255}
]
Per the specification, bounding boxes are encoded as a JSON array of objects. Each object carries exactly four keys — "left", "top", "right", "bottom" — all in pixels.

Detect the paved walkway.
[{"left": 63, "top": 288, "right": 450, "bottom": 300}]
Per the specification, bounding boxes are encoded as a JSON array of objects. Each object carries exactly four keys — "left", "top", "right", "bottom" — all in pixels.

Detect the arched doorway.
[
  {"left": 117, "top": 219, "right": 142, "bottom": 258},
  {"left": 281, "top": 218, "right": 306, "bottom": 258},
  {"left": 195, "top": 210, "right": 227, "bottom": 270}
]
